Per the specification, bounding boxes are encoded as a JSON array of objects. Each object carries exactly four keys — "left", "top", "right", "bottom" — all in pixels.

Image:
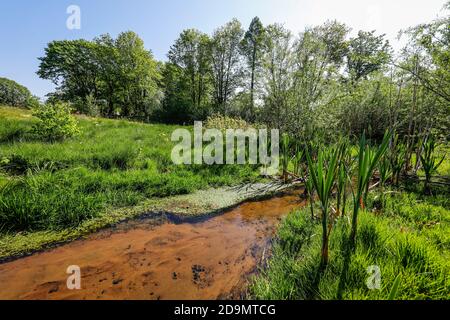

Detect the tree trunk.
[
  {"left": 405, "top": 57, "right": 418, "bottom": 172},
  {"left": 249, "top": 47, "right": 257, "bottom": 121},
  {"left": 424, "top": 175, "right": 431, "bottom": 195}
]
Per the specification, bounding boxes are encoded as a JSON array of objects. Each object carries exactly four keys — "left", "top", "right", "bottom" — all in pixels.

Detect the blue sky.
[{"left": 0, "top": 0, "right": 446, "bottom": 98}]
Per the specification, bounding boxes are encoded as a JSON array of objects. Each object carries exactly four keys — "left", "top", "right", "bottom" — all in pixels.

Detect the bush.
[
  {"left": 0, "top": 77, "right": 39, "bottom": 108},
  {"left": 72, "top": 94, "right": 102, "bottom": 116},
  {"left": 32, "top": 102, "right": 80, "bottom": 141},
  {"left": 204, "top": 114, "right": 264, "bottom": 130}
]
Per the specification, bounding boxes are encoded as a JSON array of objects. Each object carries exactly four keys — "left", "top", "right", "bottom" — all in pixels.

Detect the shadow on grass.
[{"left": 336, "top": 231, "right": 354, "bottom": 300}]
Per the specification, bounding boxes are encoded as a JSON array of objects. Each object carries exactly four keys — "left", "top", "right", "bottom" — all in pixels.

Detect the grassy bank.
[
  {"left": 0, "top": 105, "right": 260, "bottom": 257},
  {"left": 251, "top": 182, "right": 450, "bottom": 299}
]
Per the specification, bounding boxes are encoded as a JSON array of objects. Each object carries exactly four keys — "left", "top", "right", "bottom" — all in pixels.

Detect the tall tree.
[
  {"left": 167, "top": 29, "right": 211, "bottom": 112},
  {"left": 291, "top": 21, "right": 349, "bottom": 138},
  {"left": 260, "top": 24, "right": 295, "bottom": 132},
  {"left": 346, "top": 30, "right": 391, "bottom": 83},
  {"left": 94, "top": 34, "right": 119, "bottom": 116},
  {"left": 114, "top": 31, "right": 161, "bottom": 119},
  {"left": 159, "top": 62, "right": 194, "bottom": 124},
  {"left": 240, "top": 17, "right": 265, "bottom": 121},
  {"left": 210, "top": 19, "right": 244, "bottom": 114},
  {"left": 37, "top": 40, "right": 100, "bottom": 107}
]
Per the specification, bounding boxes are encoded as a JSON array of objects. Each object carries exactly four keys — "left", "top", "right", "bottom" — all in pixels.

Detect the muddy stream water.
[{"left": 0, "top": 189, "right": 304, "bottom": 300}]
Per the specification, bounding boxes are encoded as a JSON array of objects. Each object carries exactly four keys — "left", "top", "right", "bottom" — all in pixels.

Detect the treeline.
[
  {"left": 0, "top": 77, "right": 39, "bottom": 108},
  {"left": 37, "top": 3, "right": 449, "bottom": 142}
]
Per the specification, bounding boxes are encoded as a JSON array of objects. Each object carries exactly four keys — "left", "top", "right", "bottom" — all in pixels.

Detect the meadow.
[{"left": 0, "top": 105, "right": 259, "bottom": 256}]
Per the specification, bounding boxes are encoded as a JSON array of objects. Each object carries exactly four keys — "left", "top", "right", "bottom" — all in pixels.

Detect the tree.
[
  {"left": 0, "top": 77, "right": 39, "bottom": 108},
  {"left": 167, "top": 29, "right": 211, "bottom": 118},
  {"left": 291, "top": 21, "right": 349, "bottom": 139},
  {"left": 37, "top": 40, "right": 101, "bottom": 107},
  {"left": 210, "top": 19, "right": 244, "bottom": 113},
  {"left": 93, "top": 34, "right": 120, "bottom": 117},
  {"left": 260, "top": 24, "right": 295, "bottom": 132},
  {"left": 159, "top": 62, "right": 196, "bottom": 124},
  {"left": 259, "top": 21, "right": 349, "bottom": 138},
  {"left": 114, "top": 31, "right": 161, "bottom": 119},
  {"left": 240, "top": 17, "right": 265, "bottom": 121},
  {"left": 346, "top": 30, "right": 391, "bottom": 83},
  {"left": 37, "top": 32, "right": 161, "bottom": 120},
  {"left": 399, "top": 2, "right": 450, "bottom": 103},
  {"left": 392, "top": 3, "right": 450, "bottom": 170},
  {"left": 337, "top": 73, "right": 392, "bottom": 140}
]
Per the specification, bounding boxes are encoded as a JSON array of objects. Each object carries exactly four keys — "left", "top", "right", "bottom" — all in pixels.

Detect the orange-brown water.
[{"left": 0, "top": 190, "right": 304, "bottom": 300}]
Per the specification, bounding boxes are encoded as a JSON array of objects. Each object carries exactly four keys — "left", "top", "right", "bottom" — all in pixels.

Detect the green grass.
[
  {"left": 251, "top": 184, "right": 450, "bottom": 300},
  {"left": 0, "top": 105, "right": 260, "bottom": 234}
]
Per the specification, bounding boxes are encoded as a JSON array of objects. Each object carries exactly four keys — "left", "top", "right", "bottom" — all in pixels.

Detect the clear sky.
[{"left": 0, "top": 0, "right": 447, "bottom": 98}]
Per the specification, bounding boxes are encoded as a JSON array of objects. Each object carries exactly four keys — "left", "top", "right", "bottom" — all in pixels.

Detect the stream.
[{"left": 0, "top": 189, "right": 304, "bottom": 300}]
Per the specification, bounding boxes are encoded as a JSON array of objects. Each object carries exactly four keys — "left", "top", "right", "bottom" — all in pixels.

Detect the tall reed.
[
  {"left": 378, "top": 155, "right": 392, "bottom": 207},
  {"left": 306, "top": 145, "right": 340, "bottom": 268},
  {"left": 336, "top": 139, "right": 351, "bottom": 217},
  {"left": 420, "top": 136, "right": 445, "bottom": 195},
  {"left": 350, "top": 131, "right": 390, "bottom": 245}
]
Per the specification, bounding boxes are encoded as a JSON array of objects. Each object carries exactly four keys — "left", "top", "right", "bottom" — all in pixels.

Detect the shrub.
[
  {"left": 0, "top": 77, "right": 39, "bottom": 108},
  {"left": 72, "top": 94, "right": 101, "bottom": 116},
  {"left": 32, "top": 102, "right": 80, "bottom": 141},
  {"left": 204, "top": 114, "right": 264, "bottom": 130}
]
